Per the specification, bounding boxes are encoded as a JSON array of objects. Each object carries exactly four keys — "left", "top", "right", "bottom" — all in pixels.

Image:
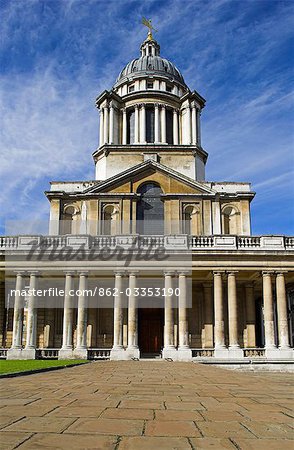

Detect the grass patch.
[{"left": 0, "top": 359, "right": 88, "bottom": 375}]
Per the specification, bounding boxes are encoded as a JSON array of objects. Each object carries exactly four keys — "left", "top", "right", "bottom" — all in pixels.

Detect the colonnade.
[
  {"left": 99, "top": 101, "right": 201, "bottom": 147},
  {"left": 6, "top": 270, "right": 291, "bottom": 360}
]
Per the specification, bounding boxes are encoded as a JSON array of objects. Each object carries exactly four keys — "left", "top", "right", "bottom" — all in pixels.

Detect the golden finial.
[{"left": 142, "top": 17, "right": 157, "bottom": 40}]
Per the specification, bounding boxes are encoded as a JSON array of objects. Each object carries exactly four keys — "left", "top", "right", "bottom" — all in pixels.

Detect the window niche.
[
  {"left": 221, "top": 205, "right": 240, "bottom": 235},
  {"left": 101, "top": 203, "right": 120, "bottom": 235},
  {"left": 60, "top": 203, "right": 80, "bottom": 235},
  {"left": 182, "top": 203, "right": 201, "bottom": 235}
]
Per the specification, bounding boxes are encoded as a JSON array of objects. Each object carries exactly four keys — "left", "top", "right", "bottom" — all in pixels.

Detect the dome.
[
  {"left": 113, "top": 36, "right": 186, "bottom": 88},
  {"left": 115, "top": 55, "right": 185, "bottom": 86}
]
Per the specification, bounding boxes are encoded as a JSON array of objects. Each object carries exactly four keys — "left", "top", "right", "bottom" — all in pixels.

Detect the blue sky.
[{"left": 0, "top": 0, "right": 293, "bottom": 235}]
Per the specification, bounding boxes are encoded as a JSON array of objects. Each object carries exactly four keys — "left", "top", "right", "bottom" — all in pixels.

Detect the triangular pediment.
[{"left": 85, "top": 160, "right": 215, "bottom": 195}]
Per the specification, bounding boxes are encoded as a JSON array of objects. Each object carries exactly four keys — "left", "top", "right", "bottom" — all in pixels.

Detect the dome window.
[
  {"left": 147, "top": 81, "right": 153, "bottom": 89},
  {"left": 128, "top": 84, "right": 135, "bottom": 93},
  {"left": 166, "top": 83, "right": 173, "bottom": 93}
]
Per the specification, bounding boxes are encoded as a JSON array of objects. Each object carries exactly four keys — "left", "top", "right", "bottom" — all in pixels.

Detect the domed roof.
[
  {"left": 114, "top": 36, "right": 186, "bottom": 88},
  {"left": 115, "top": 55, "right": 185, "bottom": 86}
]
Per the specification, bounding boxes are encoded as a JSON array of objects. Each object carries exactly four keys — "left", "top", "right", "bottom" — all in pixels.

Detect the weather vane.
[{"left": 142, "top": 17, "right": 157, "bottom": 40}]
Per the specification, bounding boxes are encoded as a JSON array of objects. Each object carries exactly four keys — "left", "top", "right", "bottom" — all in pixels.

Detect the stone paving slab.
[{"left": 0, "top": 361, "right": 293, "bottom": 449}]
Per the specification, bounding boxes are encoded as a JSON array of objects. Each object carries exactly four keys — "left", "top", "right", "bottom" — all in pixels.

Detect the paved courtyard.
[{"left": 0, "top": 361, "right": 293, "bottom": 449}]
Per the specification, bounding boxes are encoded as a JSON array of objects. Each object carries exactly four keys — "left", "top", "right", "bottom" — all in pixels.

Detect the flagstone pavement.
[{"left": 0, "top": 361, "right": 293, "bottom": 449}]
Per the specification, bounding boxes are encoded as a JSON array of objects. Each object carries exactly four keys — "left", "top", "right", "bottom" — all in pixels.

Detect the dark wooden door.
[{"left": 139, "top": 308, "right": 163, "bottom": 354}]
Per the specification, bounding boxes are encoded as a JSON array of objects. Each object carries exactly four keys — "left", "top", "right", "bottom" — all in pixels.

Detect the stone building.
[{"left": 0, "top": 30, "right": 293, "bottom": 364}]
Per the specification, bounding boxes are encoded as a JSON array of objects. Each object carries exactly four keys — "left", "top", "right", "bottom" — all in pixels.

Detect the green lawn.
[{"left": 0, "top": 359, "right": 88, "bottom": 375}]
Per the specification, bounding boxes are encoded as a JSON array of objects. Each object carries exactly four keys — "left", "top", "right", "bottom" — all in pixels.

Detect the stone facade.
[{"left": 0, "top": 32, "right": 293, "bottom": 363}]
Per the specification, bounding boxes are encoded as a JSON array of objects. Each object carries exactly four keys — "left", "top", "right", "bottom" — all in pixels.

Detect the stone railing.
[
  {"left": 192, "top": 349, "right": 215, "bottom": 357},
  {"left": 0, "top": 234, "right": 293, "bottom": 252},
  {"left": 243, "top": 348, "right": 266, "bottom": 358},
  {"left": 88, "top": 348, "right": 111, "bottom": 360},
  {"left": 36, "top": 348, "right": 59, "bottom": 359},
  {"left": 0, "top": 348, "right": 8, "bottom": 359}
]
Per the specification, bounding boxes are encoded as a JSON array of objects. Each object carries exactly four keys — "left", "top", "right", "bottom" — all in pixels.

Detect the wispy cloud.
[{"left": 0, "top": 0, "right": 293, "bottom": 235}]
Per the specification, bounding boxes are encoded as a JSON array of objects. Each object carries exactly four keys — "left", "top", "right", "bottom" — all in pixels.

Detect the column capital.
[
  {"left": 226, "top": 270, "right": 239, "bottom": 276},
  {"left": 121, "top": 107, "right": 127, "bottom": 113},
  {"left": 114, "top": 270, "right": 125, "bottom": 276},
  {"left": 262, "top": 270, "right": 274, "bottom": 276},
  {"left": 78, "top": 271, "right": 89, "bottom": 276},
  {"left": 275, "top": 271, "right": 288, "bottom": 276},
  {"left": 63, "top": 270, "right": 76, "bottom": 276},
  {"left": 173, "top": 107, "right": 179, "bottom": 114},
  {"left": 14, "top": 270, "right": 26, "bottom": 276},
  {"left": 213, "top": 270, "right": 225, "bottom": 276},
  {"left": 127, "top": 270, "right": 139, "bottom": 276},
  {"left": 154, "top": 102, "right": 159, "bottom": 108},
  {"left": 134, "top": 104, "right": 139, "bottom": 110},
  {"left": 177, "top": 270, "right": 190, "bottom": 276},
  {"left": 28, "top": 271, "right": 40, "bottom": 276},
  {"left": 163, "top": 270, "right": 175, "bottom": 276}
]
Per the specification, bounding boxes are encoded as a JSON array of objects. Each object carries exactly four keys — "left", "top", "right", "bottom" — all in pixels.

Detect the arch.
[
  {"left": 221, "top": 205, "right": 240, "bottom": 235},
  {"left": 136, "top": 182, "right": 164, "bottom": 235},
  {"left": 102, "top": 204, "right": 120, "bottom": 235},
  {"left": 183, "top": 204, "right": 201, "bottom": 235},
  {"left": 61, "top": 203, "right": 80, "bottom": 235}
]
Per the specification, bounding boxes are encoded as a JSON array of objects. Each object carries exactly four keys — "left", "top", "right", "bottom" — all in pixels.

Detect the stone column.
[
  {"left": 276, "top": 272, "right": 291, "bottom": 356},
  {"left": 213, "top": 271, "right": 228, "bottom": 357},
  {"left": 99, "top": 109, "right": 104, "bottom": 147},
  {"left": 7, "top": 272, "right": 25, "bottom": 359},
  {"left": 122, "top": 108, "right": 127, "bottom": 145},
  {"left": 103, "top": 106, "right": 109, "bottom": 144},
  {"left": 191, "top": 104, "right": 197, "bottom": 145},
  {"left": 111, "top": 271, "right": 125, "bottom": 360},
  {"left": 161, "top": 104, "right": 166, "bottom": 144},
  {"left": 74, "top": 272, "right": 88, "bottom": 359},
  {"left": 23, "top": 271, "right": 39, "bottom": 359},
  {"left": 262, "top": 271, "right": 277, "bottom": 357},
  {"left": 173, "top": 109, "right": 179, "bottom": 145},
  {"left": 227, "top": 272, "right": 243, "bottom": 358},
  {"left": 126, "top": 272, "right": 140, "bottom": 359},
  {"left": 59, "top": 271, "right": 75, "bottom": 359},
  {"left": 154, "top": 103, "right": 160, "bottom": 143},
  {"left": 140, "top": 104, "right": 146, "bottom": 143},
  {"left": 203, "top": 283, "right": 213, "bottom": 348},
  {"left": 162, "top": 272, "right": 177, "bottom": 359},
  {"left": 134, "top": 105, "right": 139, "bottom": 144},
  {"left": 245, "top": 283, "right": 256, "bottom": 348},
  {"left": 109, "top": 103, "right": 114, "bottom": 144},
  {"left": 178, "top": 272, "right": 192, "bottom": 360}
]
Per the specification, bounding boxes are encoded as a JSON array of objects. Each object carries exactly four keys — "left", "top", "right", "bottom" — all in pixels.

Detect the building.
[{"left": 0, "top": 29, "right": 293, "bottom": 365}]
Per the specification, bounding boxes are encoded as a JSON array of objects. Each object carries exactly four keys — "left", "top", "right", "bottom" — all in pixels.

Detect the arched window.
[
  {"left": 183, "top": 204, "right": 200, "bottom": 235},
  {"left": 102, "top": 204, "right": 120, "bottom": 235},
  {"left": 61, "top": 204, "right": 78, "bottom": 235},
  {"left": 222, "top": 206, "right": 240, "bottom": 235},
  {"left": 136, "top": 183, "right": 164, "bottom": 235}
]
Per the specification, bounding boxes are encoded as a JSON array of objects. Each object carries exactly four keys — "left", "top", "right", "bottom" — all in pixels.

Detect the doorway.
[{"left": 138, "top": 308, "right": 164, "bottom": 357}]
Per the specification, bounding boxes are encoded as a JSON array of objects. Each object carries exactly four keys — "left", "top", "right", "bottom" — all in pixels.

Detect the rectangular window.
[
  {"left": 166, "top": 84, "right": 173, "bottom": 92},
  {"left": 166, "top": 109, "right": 173, "bottom": 144},
  {"left": 128, "top": 84, "right": 134, "bottom": 93},
  {"left": 146, "top": 107, "right": 155, "bottom": 143},
  {"left": 147, "top": 82, "right": 153, "bottom": 89},
  {"left": 127, "top": 109, "right": 135, "bottom": 144}
]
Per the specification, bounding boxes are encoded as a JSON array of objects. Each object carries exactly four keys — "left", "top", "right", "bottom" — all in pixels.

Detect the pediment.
[{"left": 85, "top": 160, "right": 214, "bottom": 196}]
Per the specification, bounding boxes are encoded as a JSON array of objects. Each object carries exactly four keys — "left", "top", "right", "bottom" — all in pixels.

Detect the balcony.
[{"left": 0, "top": 234, "right": 293, "bottom": 252}]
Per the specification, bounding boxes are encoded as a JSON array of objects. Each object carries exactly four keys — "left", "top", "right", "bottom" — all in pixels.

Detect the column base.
[
  {"left": 265, "top": 347, "right": 293, "bottom": 359},
  {"left": 110, "top": 347, "right": 127, "bottom": 360},
  {"left": 58, "top": 348, "right": 75, "bottom": 360},
  {"left": 162, "top": 347, "right": 178, "bottom": 361},
  {"left": 7, "top": 348, "right": 24, "bottom": 360},
  {"left": 126, "top": 347, "right": 140, "bottom": 360},
  {"left": 73, "top": 348, "right": 88, "bottom": 359},
  {"left": 177, "top": 347, "right": 192, "bottom": 361},
  {"left": 214, "top": 347, "right": 229, "bottom": 359},
  {"left": 228, "top": 347, "right": 244, "bottom": 359}
]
